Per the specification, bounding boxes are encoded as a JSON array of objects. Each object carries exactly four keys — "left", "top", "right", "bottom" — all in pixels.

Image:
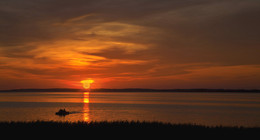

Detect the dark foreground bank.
[
  {"left": 0, "top": 121, "right": 259, "bottom": 130},
  {"left": 1, "top": 121, "right": 259, "bottom": 138}
]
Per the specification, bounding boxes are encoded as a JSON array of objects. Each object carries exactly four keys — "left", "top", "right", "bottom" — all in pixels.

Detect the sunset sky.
[{"left": 0, "top": 0, "right": 260, "bottom": 90}]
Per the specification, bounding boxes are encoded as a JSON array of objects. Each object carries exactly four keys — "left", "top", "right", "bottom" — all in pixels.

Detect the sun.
[{"left": 80, "top": 79, "right": 94, "bottom": 89}]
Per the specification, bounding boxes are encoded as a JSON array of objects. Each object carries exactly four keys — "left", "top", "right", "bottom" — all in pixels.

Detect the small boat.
[{"left": 55, "top": 109, "right": 70, "bottom": 116}]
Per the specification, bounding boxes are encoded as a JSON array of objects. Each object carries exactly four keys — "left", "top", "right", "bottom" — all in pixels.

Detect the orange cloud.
[{"left": 1, "top": 0, "right": 260, "bottom": 90}]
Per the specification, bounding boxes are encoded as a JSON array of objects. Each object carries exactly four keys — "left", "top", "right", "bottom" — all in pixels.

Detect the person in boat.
[{"left": 56, "top": 109, "right": 70, "bottom": 116}]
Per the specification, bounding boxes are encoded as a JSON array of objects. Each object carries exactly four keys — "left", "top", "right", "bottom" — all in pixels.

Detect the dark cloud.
[{"left": 0, "top": 0, "right": 215, "bottom": 45}]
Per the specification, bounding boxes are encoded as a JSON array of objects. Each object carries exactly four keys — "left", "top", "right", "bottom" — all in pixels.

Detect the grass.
[
  {"left": 1, "top": 121, "right": 259, "bottom": 138},
  {"left": 0, "top": 120, "right": 258, "bottom": 130}
]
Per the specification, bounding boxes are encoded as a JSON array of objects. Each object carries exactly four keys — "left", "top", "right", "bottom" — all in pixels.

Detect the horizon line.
[{"left": 1, "top": 88, "right": 260, "bottom": 93}]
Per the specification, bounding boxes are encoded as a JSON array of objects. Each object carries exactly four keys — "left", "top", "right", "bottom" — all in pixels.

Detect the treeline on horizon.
[{"left": 0, "top": 88, "right": 260, "bottom": 93}]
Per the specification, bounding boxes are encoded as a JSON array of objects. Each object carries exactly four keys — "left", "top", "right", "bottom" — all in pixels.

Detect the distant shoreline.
[{"left": 0, "top": 88, "right": 260, "bottom": 93}]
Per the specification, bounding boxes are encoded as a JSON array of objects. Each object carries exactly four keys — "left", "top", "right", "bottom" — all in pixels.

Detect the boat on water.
[{"left": 55, "top": 109, "right": 70, "bottom": 116}]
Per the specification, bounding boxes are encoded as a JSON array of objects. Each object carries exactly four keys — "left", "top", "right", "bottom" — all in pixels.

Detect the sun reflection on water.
[{"left": 83, "top": 92, "right": 90, "bottom": 121}]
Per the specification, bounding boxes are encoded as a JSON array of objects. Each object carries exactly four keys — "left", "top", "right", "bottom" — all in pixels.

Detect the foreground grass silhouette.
[
  {"left": 0, "top": 120, "right": 259, "bottom": 130},
  {"left": 1, "top": 121, "right": 260, "bottom": 138}
]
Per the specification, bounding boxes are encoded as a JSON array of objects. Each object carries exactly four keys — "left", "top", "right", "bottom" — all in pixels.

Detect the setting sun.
[{"left": 80, "top": 79, "right": 94, "bottom": 89}]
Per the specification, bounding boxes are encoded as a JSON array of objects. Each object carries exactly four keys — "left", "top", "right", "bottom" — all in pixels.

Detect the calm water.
[{"left": 0, "top": 92, "right": 260, "bottom": 127}]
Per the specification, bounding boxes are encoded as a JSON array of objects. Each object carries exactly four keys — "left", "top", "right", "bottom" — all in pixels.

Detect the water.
[{"left": 0, "top": 92, "right": 260, "bottom": 127}]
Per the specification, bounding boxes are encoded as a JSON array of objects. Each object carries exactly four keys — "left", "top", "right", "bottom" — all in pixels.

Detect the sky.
[{"left": 0, "top": 0, "right": 260, "bottom": 90}]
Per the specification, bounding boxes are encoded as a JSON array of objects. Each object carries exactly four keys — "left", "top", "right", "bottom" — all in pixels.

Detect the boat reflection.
[{"left": 83, "top": 92, "right": 90, "bottom": 121}]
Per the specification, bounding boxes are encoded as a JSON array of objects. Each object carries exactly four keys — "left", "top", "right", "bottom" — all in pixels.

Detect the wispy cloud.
[{"left": 0, "top": 0, "right": 260, "bottom": 89}]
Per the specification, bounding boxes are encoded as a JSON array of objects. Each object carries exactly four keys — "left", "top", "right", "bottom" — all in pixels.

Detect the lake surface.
[{"left": 0, "top": 92, "right": 260, "bottom": 127}]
